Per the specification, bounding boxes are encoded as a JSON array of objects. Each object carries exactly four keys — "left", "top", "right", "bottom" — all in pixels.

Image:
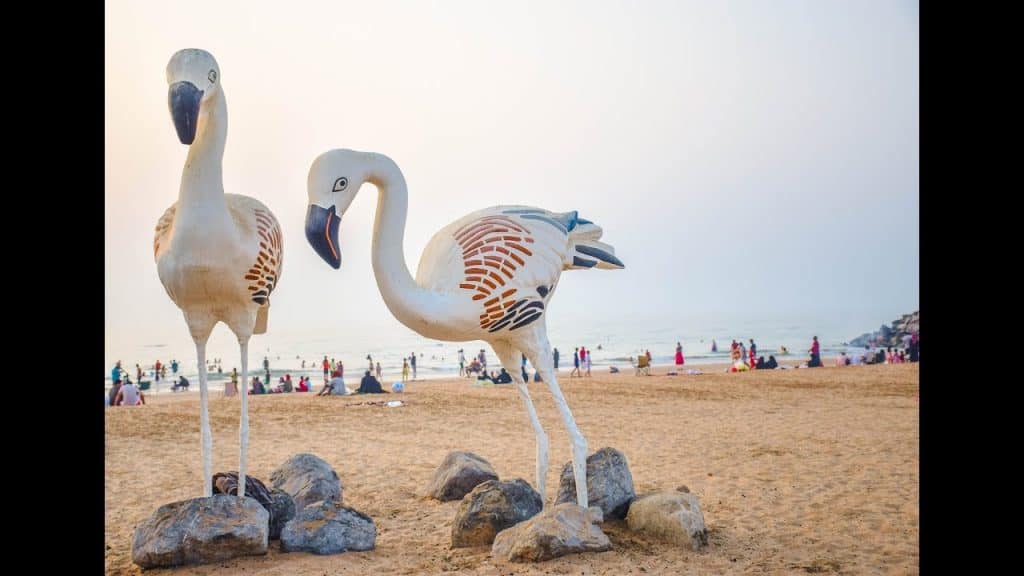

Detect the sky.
[{"left": 105, "top": 0, "right": 919, "bottom": 368}]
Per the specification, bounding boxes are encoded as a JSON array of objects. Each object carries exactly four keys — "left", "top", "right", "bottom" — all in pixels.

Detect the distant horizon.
[{"left": 106, "top": 0, "right": 918, "bottom": 370}]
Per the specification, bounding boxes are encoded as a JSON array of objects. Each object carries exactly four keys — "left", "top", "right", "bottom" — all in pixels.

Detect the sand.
[{"left": 105, "top": 363, "right": 919, "bottom": 575}]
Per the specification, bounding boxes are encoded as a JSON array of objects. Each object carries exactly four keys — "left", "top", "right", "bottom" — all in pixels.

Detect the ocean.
[{"left": 104, "top": 313, "right": 880, "bottom": 397}]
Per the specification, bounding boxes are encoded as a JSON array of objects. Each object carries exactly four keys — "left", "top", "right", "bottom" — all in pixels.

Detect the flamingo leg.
[
  {"left": 525, "top": 330, "right": 589, "bottom": 509},
  {"left": 195, "top": 339, "right": 213, "bottom": 497},
  {"left": 238, "top": 337, "right": 250, "bottom": 498},
  {"left": 493, "top": 341, "right": 549, "bottom": 503}
]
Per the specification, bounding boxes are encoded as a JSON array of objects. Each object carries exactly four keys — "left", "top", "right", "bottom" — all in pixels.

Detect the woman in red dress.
[{"left": 675, "top": 342, "right": 685, "bottom": 367}]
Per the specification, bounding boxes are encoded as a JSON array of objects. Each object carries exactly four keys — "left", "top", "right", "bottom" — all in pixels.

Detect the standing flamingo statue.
[
  {"left": 303, "top": 149, "right": 623, "bottom": 507},
  {"left": 155, "top": 49, "right": 284, "bottom": 497}
]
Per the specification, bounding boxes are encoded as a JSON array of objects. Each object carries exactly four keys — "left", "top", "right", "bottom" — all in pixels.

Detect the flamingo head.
[
  {"left": 305, "top": 149, "right": 365, "bottom": 269},
  {"left": 166, "top": 49, "right": 221, "bottom": 145}
]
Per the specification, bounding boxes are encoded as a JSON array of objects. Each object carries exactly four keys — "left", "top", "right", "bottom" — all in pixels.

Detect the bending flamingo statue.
[
  {"left": 155, "top": 49, "right": 284, "bottom": 497},
  {"left": 304, "top": 149, "right": 623, "bottom": 507}
]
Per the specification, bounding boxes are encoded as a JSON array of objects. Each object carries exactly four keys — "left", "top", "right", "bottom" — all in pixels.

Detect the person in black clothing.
[
  {"left": 357, "top": 370, "right": 384, "bottom": 394},
  {"left": 755, "top": 356, "right": 766, "bottom": 369},
  {"left": 495, "top": 368, "right": 513, "bottom": 384},
  {"left": 766, "top": 355, "right": 778, "bottom": 369},
  {"left": 172, "top": 376, "right": 189, "bottom": 391}
]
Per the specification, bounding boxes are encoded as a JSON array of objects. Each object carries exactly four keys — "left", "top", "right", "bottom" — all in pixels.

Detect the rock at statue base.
[
  {"left": 451, "top": 479, "right": 543, "bottom": 547},
  {"left": 426, "top": 451, "right": 499, "bottom": 502},
  {"left": 626, "top": 492, "right": 708, "bottom": 551},
  {"left": 211, "top": 471, "right": 295, "bottom": 540},
  {"left": 491, "top": 503, "right": 610, "bottom": 562},
  {"left": 132, "top": 495, "right": 268, "bottom": 569},
  {"left": 555, "top": 447, "right": 636, "bottom": 519},
  {"left": 280, "top": 499, "right": 376, "bottom": 555},
  {"left": 270, "top": 453, "right": 342, "bottom": 511},
  {"left": 269, "top": 489, "right": 296, "bottom": 540}
]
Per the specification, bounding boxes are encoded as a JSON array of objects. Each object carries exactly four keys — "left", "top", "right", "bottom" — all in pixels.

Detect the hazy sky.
[{"left": 105, "top": 0, "right": 918, "bottom": 365}]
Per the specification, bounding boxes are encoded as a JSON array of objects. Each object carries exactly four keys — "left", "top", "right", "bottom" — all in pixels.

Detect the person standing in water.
[
  {"left": 410, "top": 353, "right": 417, "bottom": 380},
  {"left": 402, "top": 358, "right": 410, "bottom": 381},
  {"left": 458, "top": 349, "right": 466, "bottom": 377},
  {"left": 226, "top": 368, "right": 239, "bottom": 397},
  {"left": 376, "top": 361, "right": 383, "bottom": 380},
  {"left": 675, "top": 342, "right": 685, "bottom": 368},
  {"left": 711, "top": 340, "right": 718, "bottom": 353},
  {"left": 322, "top": 356, "right": 330, "bottom": 380}
]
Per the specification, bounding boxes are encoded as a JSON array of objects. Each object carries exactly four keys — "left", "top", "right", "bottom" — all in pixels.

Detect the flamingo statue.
[
  {"left": 303, "top": 149, "right": 623, "bottom": 507},
  {"left": 155, "top": 49, "right": 284, "bottom": 497}
]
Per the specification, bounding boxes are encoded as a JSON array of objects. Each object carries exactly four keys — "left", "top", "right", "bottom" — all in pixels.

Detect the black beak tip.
[
  {"left": 305, "top": 204, "right": 342, "bottom": 269},
  {"left": 169, "top": 81, "right": 203, "bottom": 146}
]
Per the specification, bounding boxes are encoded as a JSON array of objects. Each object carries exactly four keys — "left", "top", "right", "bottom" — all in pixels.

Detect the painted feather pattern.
[
  {"left": 453, "top": 215, "right": 546, "bottom": 332},
  {"left": 245, "top": 208, "right": 283, "bottom": 306}
]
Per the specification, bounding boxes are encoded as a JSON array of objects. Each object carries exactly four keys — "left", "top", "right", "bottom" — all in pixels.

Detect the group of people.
[
  {"left": 107, "top": 375, "right": 145, "bottom": 406},
  {"left": 569, "top": 346, "right": 592, "bottom": 377},
  {"left": 316, "top": 369, "right": 385, "bottom": 396},
  {"left": 460, "top": 349, "right": 489, "bottom": 378}
]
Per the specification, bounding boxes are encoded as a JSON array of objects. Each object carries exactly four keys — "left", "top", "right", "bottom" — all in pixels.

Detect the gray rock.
[
  {"left": 491, "top": 503, "right": 611, "bottom": 562},
  {"left": 555, "top": 447, "right": 636, "bottom": 519},
  {"left": 451, "top": 479, "right": 543, "bottom": 547},
  {"left": 269, "top": 489, "right": 296, "bottom": 540},
  {"left": 280, "top": 500, "right": 376, "bottom": 555},
  {"left": 131, "top": 495, "right": 268, "bottom": 569},
  {"left": 270, "top": 453, "right": 342, "bottom": 511},
  {"left": 426, "top": 451, "right": 499, "bottom": 502},
  {"left": 626, "top": 492, "right": 708, "bottom": 550}
]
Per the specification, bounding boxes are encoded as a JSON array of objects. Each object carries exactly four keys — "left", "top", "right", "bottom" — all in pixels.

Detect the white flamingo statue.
[
  {"left": 155, "top": 49, "right": 284, "bottom": 497},
  {"left": 304, "top": 149, "right": 623, "bottom": 507}
]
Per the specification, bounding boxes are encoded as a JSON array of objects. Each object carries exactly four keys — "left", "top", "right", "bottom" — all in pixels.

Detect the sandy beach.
[{"left": 105, "top": 363, "right": 919, "bottom": 575}]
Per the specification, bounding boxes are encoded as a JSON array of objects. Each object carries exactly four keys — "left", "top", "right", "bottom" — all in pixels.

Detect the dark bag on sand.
[{"left": 211, "top": 471, "right": 274, "bottom": 514}]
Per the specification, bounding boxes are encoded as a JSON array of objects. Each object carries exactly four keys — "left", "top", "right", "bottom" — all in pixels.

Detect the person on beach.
[
  {"left": 458, "top": 349, "right": 466, "bottom": 376},
  {"left": 479, "top": 349, "right": 487, "bottom": 371},
  {"left": 749, "top": 339, "right": 757, "bottom": 367},
  {"left": 356, "top": 370, "right": 384, "bottom": 394},
  {"left": 337, "top": 360, "right": 344, "bottom": 381},
  {"left": 711, "top": 340, "right": 718, "bottom": 353},
  {"left": 376, "top": 362, "right": 383, "bottom": 380},
  {"left": 296, "top": 376, "right": 309, "bottom": 392},
  {"left": 172, "top": 376, "right": 190, "bottom": 391},
  {"left": 571, "top": 348, "right": 581, "bottom": 377},
  {"left": 495, "top": 368, "right": 513, "bottom": 384},
  {"left": 171, "top": 359, "right": 178, "bottom": 375},
  {"left": 154, "top": 360, "right": 162, "bottom": 382},
  {"left": 807, "top": 336, "right": 822, "bottom": 367},
  {"left": 835, "top": 352, "right": 848, "bottom": 367},
  {"left": 580, "top": 346, "right": 587, "bottom": 368},
  {"left": 250, "top": 376, "right": 265, "bottom": 395},
  {"left": 136, "top": 363, "right": 143, "bottom": 382},
  {"left": 115, "top": 380, "right": 145, "bottom": 406},
  {"left": 645, "top": 349, "right": 652, "bottom": 363},
  {"left": 755, "top": 356, "right": 766, "bottom": 369},
  {"left": 731, "top": 342, "right": 741, "bottom": 363},
  {"left": 108, "top": 379, "right": 123, "bottom": 407},
  {"left": 675, "top": 343, "right": 685, "bottom": 368},
  {"left": 766, "top": 355, "right": 778, "bottom": 369},
  {"left": 225, "top": 368, "right": 238, "bottom": 397},
  {"left": 585, "top": 349, "right": 592, "bottom": 376},
  {"left": 111, "top": 361, "right": 123, "bottom": 384},
  {"left": 322, "top": 356, "right": 330, "bottom": 379},
  {"left": 553, "top": 348, "right": 560, "bottom": 370},
  {"left": 738, "top": 342, "right": 746, "bottom": 366},
  {"left": 402, "top": 358, "right": 410, "bottom": 381},
  {"left": 410, "top": 353, "right": 417, "bottom": 380}
]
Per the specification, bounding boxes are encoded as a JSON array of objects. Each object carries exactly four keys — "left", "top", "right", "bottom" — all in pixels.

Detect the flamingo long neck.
[
  {"left": 177, "top": 90, "right": 230, "bottom": 225},
  {"left": 363, "top": 153, "right": 443, "bottom": 333}
]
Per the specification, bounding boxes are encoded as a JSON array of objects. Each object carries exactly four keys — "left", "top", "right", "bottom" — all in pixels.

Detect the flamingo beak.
[
  {"left": 168, "top": 81, "right": 203, "bottom": 145},
  {"left": 305, "top": 204, "right": 341, "bottom": 269}
]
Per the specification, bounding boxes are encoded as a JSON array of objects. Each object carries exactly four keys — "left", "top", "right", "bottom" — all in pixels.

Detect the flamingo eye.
[{"left": 332, "top": 177, "right": 348, "bottom": 192}]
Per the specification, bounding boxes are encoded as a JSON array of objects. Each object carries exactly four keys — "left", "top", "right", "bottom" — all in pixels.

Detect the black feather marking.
[
  {"left": 573, "top": 256, "right": 597, "bottom": 268},
  {"left": 536, "top": 285, "right": 549, "bottom": 298},
  {"left": 521, "top": 301, "right": 545, "bottom": 312},
  {"left": 510, "top": 312, "right": 542, "bottom": 330}
]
